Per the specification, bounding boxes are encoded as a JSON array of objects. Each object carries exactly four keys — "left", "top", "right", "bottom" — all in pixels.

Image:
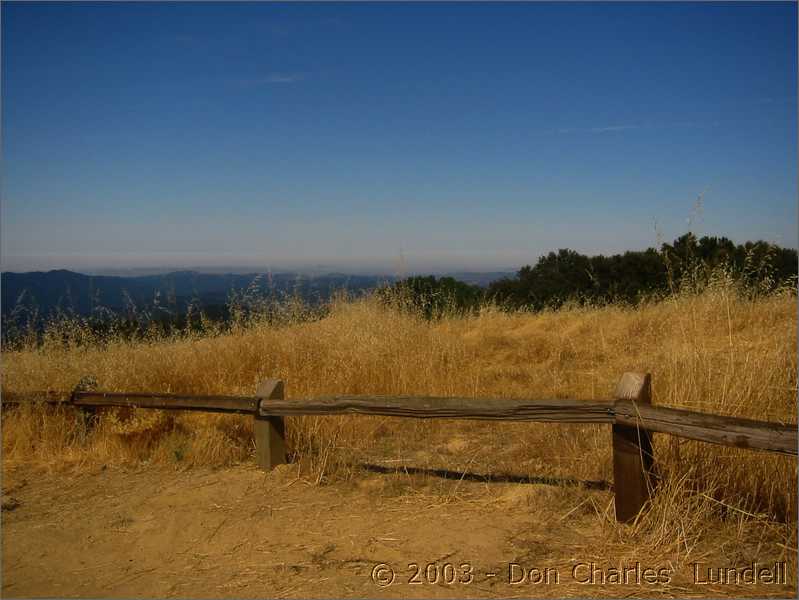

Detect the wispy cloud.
[
  {"left": 263, "top": 73, "right": 304, "bottom": 84},
  {"left": 558, "top": 124, "right": 641, "bottom": 134},
  {"left": 749, "top": 95, "right": 796, "bottom": 106},
  {"left": 590, "top": 125, "right": 640, "bottom": 133},
  {"left": 555, "top": 120, "right": 733, "bottom": 136},
  {"left": 238, "top": 73, "right": 305, "bottom": 87}
]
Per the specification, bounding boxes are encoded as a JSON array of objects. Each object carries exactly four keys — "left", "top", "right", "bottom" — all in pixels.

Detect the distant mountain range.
[{"left": 1, "top": 269, "right": 513, "bottom": 321}]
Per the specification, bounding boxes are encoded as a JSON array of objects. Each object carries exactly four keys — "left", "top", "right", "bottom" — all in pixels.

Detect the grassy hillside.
[{"left": 2, "top": 278, "right": 797, "bottom": 559}]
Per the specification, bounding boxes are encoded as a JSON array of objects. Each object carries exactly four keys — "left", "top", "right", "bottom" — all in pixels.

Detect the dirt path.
[{"left": 1, "top": 464, "right": 794, "bottom": 598}]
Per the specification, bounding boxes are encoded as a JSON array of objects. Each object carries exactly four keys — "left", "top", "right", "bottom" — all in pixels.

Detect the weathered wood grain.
[
  {"left": 615, "top": 400, "right": 798, "bottom": 456},
  {"left": 257, "top": 395, "right": 616, "bottom": 422},
  {"left": 73, "top": 392, "right": 259, "bottom": 414},
  {"left": 612, "top": 372, "right": 655, "bottom": 523}
]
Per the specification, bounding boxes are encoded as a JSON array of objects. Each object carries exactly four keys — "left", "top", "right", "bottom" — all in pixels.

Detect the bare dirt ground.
[{"left": 2, "top": 455, "right": 795, "bottom": 599}]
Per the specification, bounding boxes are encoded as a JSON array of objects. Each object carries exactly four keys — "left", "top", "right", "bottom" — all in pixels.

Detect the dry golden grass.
[{"left": 2, "top": 280, "right": 797, "bottom": 574}]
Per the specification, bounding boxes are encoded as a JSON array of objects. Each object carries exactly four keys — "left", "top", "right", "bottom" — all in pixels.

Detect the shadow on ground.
[{"left": 358, "top": 463, "right": 610, "bottom": 490}]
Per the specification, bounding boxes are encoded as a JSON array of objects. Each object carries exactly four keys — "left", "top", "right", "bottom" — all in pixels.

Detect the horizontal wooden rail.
[
  {"left": 1, "top": 391, "right": 73, "bottom": 404},
  {"left": 74, "top": 392, "right": 259, "bottom": 415},
  {"left": 615, "top": 399, "right": 797, "bottom": 456},
  {"left": 1, "top": 391, "right": 258, "bottom": 414},
  {"left": 3, "top": 390, "right": 796, "bottom": 456},
  {"left": 257, "top": 395, "right": 616, "bottom": 422}
]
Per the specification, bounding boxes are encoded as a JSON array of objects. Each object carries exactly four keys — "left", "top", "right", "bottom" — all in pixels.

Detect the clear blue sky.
[{"left": 2, "top": 2, "right": 796, "bottom": 274}]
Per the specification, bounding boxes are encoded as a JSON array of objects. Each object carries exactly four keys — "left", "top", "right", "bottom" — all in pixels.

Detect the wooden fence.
[{"left": 2, "top": 372, "right": 796, "bottom": 523}]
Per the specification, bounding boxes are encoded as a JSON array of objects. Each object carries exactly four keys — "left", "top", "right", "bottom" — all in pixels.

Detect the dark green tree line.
[{"left": 487, "top": 233, "right": 797, "bottom": 310}]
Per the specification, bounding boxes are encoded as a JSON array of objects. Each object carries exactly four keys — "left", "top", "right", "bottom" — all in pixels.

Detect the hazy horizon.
[
  {"left": 3, "top": 224, "right": 796, "bottom": 277},
  {"left": 2, "top": 3, "right": 796, "bottom": 275},
  {"left": 0, "top": 252, "right": 520, "bottom": 276}
]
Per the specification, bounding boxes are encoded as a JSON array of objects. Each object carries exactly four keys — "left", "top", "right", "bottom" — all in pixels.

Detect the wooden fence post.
[
  {"left": 612, "top": 372, "right": 654, "bottom": 523},
  {"left": 254, "top": 379, "right": 287, "bottom": 470}
]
